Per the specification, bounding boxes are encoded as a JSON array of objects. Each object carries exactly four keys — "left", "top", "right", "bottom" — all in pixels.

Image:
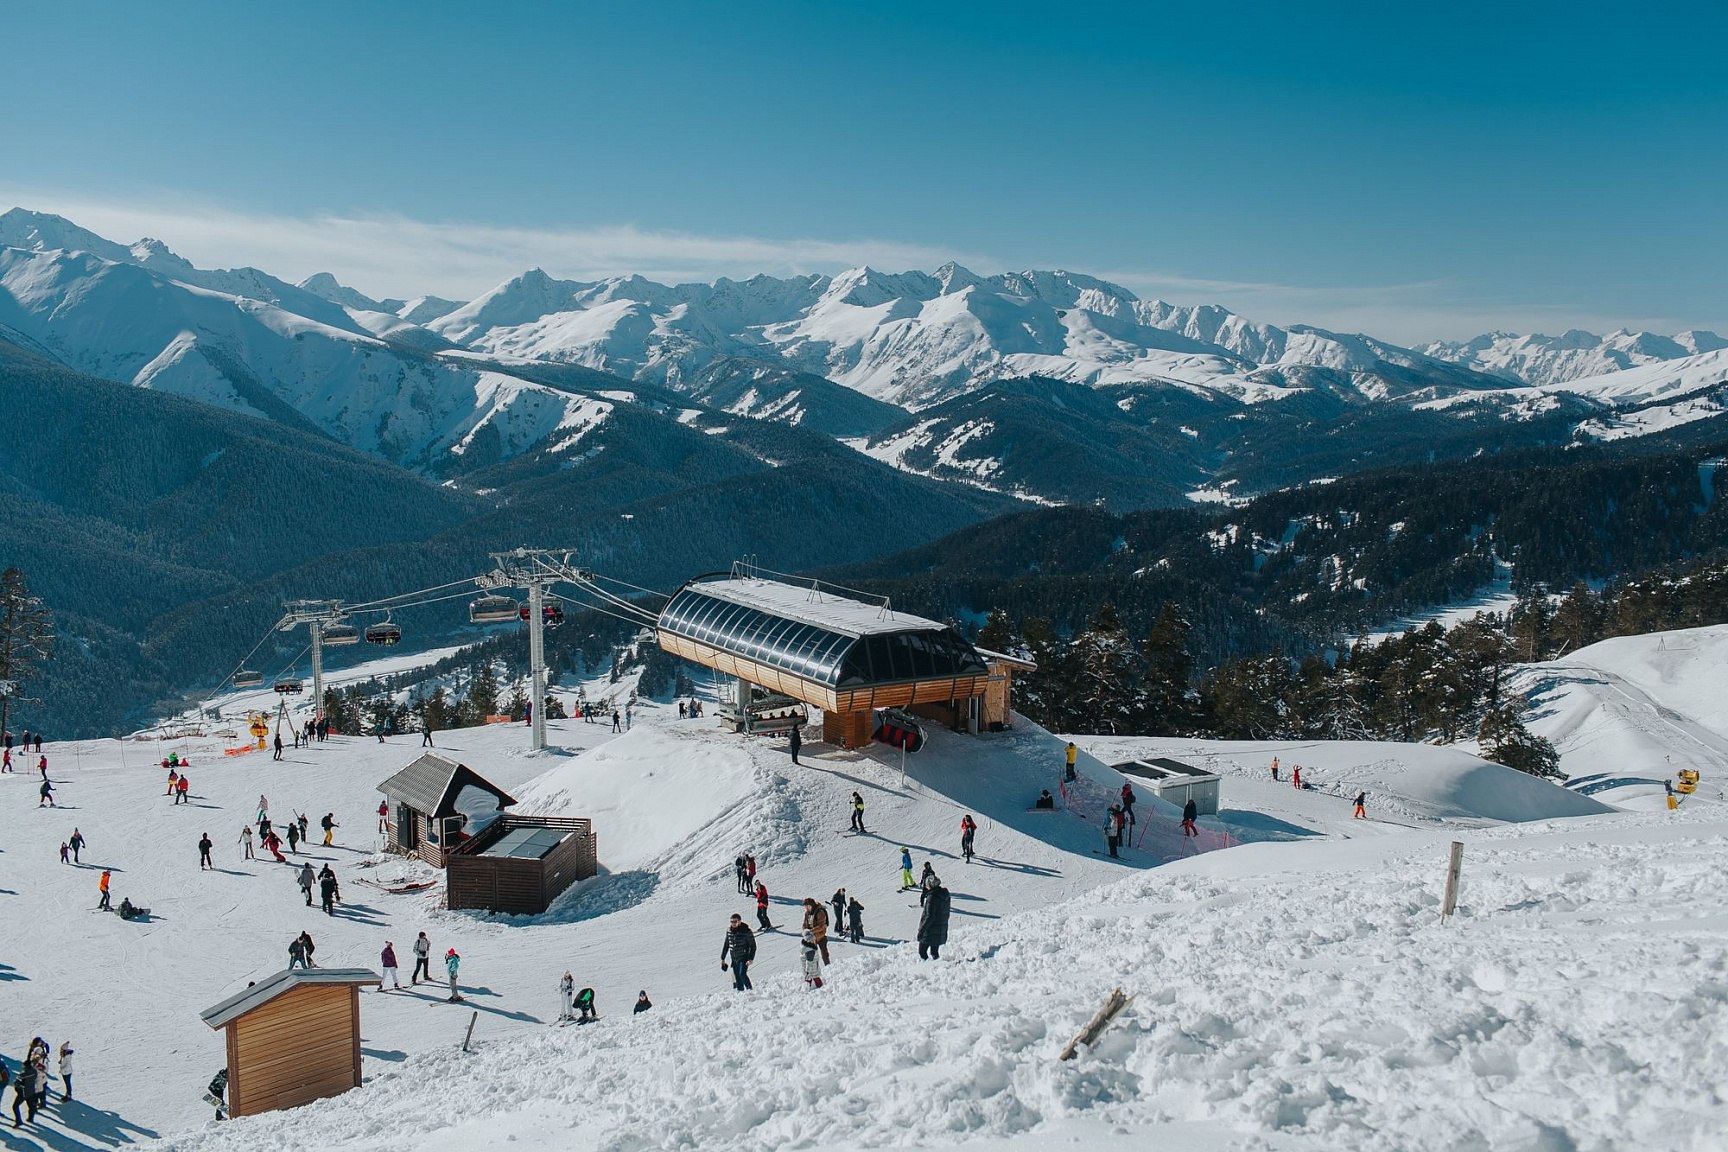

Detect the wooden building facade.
[
  {"left": 446, "top": 815, "right": 597, "bottom": 915},
  {"left": 378, "top": 753, "right": 516, "bottom": 868},
  {"left": 199, "top": 969, "right": 378, "bottom": 1117}
]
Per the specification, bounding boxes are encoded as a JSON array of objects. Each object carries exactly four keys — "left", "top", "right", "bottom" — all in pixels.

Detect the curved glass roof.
[{"left": 657, "top": 582, "right": 988, "bottom": 689}]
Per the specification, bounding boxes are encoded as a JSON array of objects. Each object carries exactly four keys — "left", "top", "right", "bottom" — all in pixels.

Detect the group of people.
[
  {"left": 556, "top": 974, "right": 649, "bottom": 1022},
  {"left": 6, "top": 1037, "right": 72, "bottom": 1128},
  {"left": 676, "top": 698, "right": 704, "bottom": 719}
]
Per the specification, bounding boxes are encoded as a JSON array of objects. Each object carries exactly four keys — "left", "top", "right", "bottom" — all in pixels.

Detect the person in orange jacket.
[{"left": 96, "top": 870, "right": 112, "bottom": 911}]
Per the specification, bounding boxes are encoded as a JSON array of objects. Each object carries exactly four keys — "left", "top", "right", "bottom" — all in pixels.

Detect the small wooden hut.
[
  {"left": 378, "top": 753, "right": 515, "bottom": 868},
  {"left": 199, "top": 968, "right": 379, "bottom": 1117},
  {"left": 446, "top": 814, "right": 598, "bottom": 915},
  {"left": 974, "top": 647, "right": 1037, "bottom": 731}
]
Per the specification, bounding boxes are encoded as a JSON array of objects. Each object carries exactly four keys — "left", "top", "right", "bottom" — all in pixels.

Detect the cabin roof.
[{"left": 200, "top": 968, "right": 380, "bottom": 1030}]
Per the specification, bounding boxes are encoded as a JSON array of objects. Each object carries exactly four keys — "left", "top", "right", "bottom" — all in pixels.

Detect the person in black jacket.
[
  {"left": 917, "top": 883, "right": 951, "bottom": 960},
  {"left": 1181, "top": 797, "right": 1198, "bottom": 837},
  {"left": 788, "top": 723, "right": 802, "bottom": 766},
  {"left": 721, "top": 914, "right": 756, "bottom": 991},
  {"left": 633, "top": 990, "right": 652, "bottom": 1014}
]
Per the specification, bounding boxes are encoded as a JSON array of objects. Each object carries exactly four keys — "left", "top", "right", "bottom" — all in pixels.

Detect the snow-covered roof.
[
  {"left": 201, "top": 968, "right": 380, "bottom": 1029},
  {"left": 379, "top": 753, "right": 515, "bottom": 818},
  {"left": 686, "top": 578, "right": 944, "bottom": 638}
]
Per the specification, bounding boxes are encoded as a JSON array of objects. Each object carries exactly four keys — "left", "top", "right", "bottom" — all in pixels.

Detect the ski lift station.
[
  {"left": 653, "top": 572, "right": 1032, "bottom": 748},
  {"left": 1113, "top": 757, "right": 1222, "bottom": 815}
]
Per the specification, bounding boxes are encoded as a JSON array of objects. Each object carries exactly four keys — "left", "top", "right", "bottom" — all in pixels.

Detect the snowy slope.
[{"left": 1425, "top": 327, "right": 1728, "bottom": 386}]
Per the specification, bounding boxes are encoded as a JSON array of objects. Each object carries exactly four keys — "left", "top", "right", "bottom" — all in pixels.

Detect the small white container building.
[{"left": 1114, "top": 757, "right": 1221, "bottom": 815}]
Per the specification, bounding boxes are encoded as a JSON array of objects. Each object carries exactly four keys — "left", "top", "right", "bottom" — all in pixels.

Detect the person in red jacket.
[
  {"left": 1120, "top": 782, "right": 1137, "bottom": 827},
  {"left": 175, "top": 774, "right": 191, "bottom": 805},
  {"left": 754, "top": 880, "right": 772, "bottom": 931},
  {"left": 959, "top": 814, "right": 977, "bottom": 862}
]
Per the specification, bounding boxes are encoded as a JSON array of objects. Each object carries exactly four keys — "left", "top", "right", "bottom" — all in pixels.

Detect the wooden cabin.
[
  {"left": 446, "top": 815, "right": 597, "bottom": 915},
  {"left": 378, "top": 753, "right": 515, "bottom": 868},
  {"left": 199, "top": 968, "right": 378, "bottom": 1117},
  {"left": 655, "top": 575, "right": 993, "bottom": 749}
]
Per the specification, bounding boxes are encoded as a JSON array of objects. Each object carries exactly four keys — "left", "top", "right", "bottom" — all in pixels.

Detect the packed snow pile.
[
  {"left": 157, "top": 809, "right": 1728, "bottom": 1152},
  {"left": 1076, "top": 736, "right": 1612, "bottom": 828}
]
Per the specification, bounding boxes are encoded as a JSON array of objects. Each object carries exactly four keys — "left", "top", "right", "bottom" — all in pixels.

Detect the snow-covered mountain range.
[{"left": 4, "top": 206, "right": 1727, "bottom": 499}]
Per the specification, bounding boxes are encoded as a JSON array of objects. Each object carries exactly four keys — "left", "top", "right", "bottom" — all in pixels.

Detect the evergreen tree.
[
  {"left": 1139, "top": 601, "right": 1196, "bottom": 735},
  {"left": 0, "top": 567, "right": 53, "bottom": 742},
  {"left": 976, "top": 608, "right": 1016, "bottom": 654},
  {"left": 1509, "top": 588, "right": 1553, "bottom": 661},
  {"left": 1066, "top": 603, "right": 1143, "bottom": 734},
  {"left": 1549, "top": 582, "right": 1601, "bottom": 655},
  {"left": 468, "top": 661, "right": 500, "bottom": 719},
  {"left": 1478, "top": 698, "right": 1563, "bottom": 778}
]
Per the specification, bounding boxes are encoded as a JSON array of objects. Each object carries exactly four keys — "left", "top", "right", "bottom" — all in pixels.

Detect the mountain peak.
[{"left": 0, "top": 207, "right": 132, "bottom": 263}]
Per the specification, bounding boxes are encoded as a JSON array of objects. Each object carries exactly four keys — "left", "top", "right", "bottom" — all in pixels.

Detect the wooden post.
[
  {"left": 1059, "top": 987, "right": 1132, "bottom": 1061},
  {"left": 462, "top": 1010, "right": 478, "bottom": 1052},
  {"left": 1440, "top": 840, "right": 1464, "bottom": 924}
]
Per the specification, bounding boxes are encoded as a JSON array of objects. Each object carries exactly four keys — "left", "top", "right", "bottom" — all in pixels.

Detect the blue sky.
[{"left": 2, "top": 0, "right": 1723, "bottom": 341}]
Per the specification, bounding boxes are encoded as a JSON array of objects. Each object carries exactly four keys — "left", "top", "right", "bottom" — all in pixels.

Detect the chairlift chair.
[
  {"left": 470, "top": 595, "right": 519, "bottom": 624},
  {"left": 322, "top": 623, "right": 359, "bottom": 647},
  {"left": 232, "top": 670, "right": 264, "bottom": 689},
  {"left": 364, "top": 620, "right": 402, "bottom": 646},
  {"left": 521, "top": 603, "right": 566, "bottom": 628},
  {"left": 273, "top": 678, "right": 305, "bottom": 695}
]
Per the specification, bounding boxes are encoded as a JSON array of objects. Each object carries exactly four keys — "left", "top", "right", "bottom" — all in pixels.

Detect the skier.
[
  {"left": 1120, "top": 783, "right": 1137, "bottom": 827},
  {"left": 612, "top": 710, "right": 621, "bottom": 733},
  {"left": 1064, "top": 741, "right": 1078, "bottom": 783},
  {"left": 272, "top": 733, "right": 283, "bottom": 762},
  {"left": 633, "top": 990, "right": 652, "bottom": 1014},
  {"left": 96, "top": 870, "right": 112, "bottom": 911},
  {"left": 444, "top": 948, "right": 462, "bottom": 1001},
  {"left": 319, "top": 865, "right": 339, "bottom": 915},
  {"left": 57, "top": 1043, "right": 72, "bottom": 1102},
  {"left": 1292, "top": 765, "right": 1302, "bottom": 790},
  {"left": 734, "top": 854, "right": 750, "bottom": 894},
  {"left": 1181, "top": 797, "right": 1198, "bottom": 838},
  {"left": 297, "top": 812, "right": 310, "bottom": 844},
  {"left": 379, "top": 941, "right": 400, "bottom": 990},
  {"left": 754, "top": 880, "right": 773, "bottom": 931},
  {"left": 166, "top": 768, "right": 178, "bottom": 796},
  {"left": 321, "top": 812, "right": 338, "bottom": 846},
  {"left": 1353, "top": 791, "right": 1367, "bottom": 819},
  {"left": 850, "top": 792, "right": 866, "bottom": 833},
  {"left": 198, "top": 832, "right": 214, "bottom": 870},
  {"left": 1270, "top": 755, "right": 1280, "bottom": 783},
  {"left": 68, "top": 827, "right": 83, "bottom": 863},
  {"left": 263, "top": 828, "right": 287, "bottom": 863},
  {"left": 1104, "top": 806, "right": 1120, "bottom": 858},
  {"left": 800, "top": 932, "right": 825, "bottom": 989},
  {"left": 297, "top": 862, "right": 317, "bottom": 906},
  {"left": 239, "top": 824, "right": 254, "bottom": 860},
  {"left": 377, "top": 801, "right": 388, "bottom": 834},
  {"left": 830, "top": 888, "right": 847, "bottom": 941},
  {"left": 257, "top": 795, "right": 269, "bottom": 822},
  {"left": 801, "top": 897, "right": 831, "bottom": 964},
  {"left": 37, "top": 778, "right": 54, "bottom": 808},
  {"left": 59, "top": 842, "right": 69, "bottom": 865},
  {"left": 788, "top": 722, "right": 801, "bottom": 766},
  {"left": 421, "top": 721, "right": 434, "bottom": 748},
  {"left": 847, "top": 894, "right": 864, "bottom": 943},
  {"left": 412, "top": 931, "right": 432, "bottom": 984},
  {"left": 960, "top": 814, "right": 977, "bottom": 861},
  {"left": 175, "top": 773, "right": 191, "bottom": 803},
  {"left": 575, "top": 987, "right": 597, "bottom": 1023},
  {"left": 898, "top": 847, "right": 914, "bottom": 892},
  {"left": 917, "top": 882, "right": 951, "bottom": 960},
  {"left": 720, "top": 913, "right": 756, "bottom": 991},
  {"left": 558, "top": 972, "right": 575, "bottom": 1021},
  {"left": 918, "top": 861, "right": 939, "bottom": 906}
]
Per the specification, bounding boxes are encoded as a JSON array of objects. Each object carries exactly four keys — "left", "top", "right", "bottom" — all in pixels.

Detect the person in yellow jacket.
[{"left": 1064, "top": 742, "right": 1078, "bottom": 783}]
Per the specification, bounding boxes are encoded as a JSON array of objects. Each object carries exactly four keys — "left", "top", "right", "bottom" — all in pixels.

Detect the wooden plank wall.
[{"left": 229, "top": 984, "right": 360, "bottom": 1116}]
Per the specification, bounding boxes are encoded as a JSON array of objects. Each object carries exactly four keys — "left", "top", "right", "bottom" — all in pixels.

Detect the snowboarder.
[
  {"left": 721, "top": 913, "right": 756, "bottom": 991},
  {"left": 321, "top": 812, "right": 338, "bottom": 846},
  {"left": 801, "top": 897, "right": 831, "bottom": 964},
  {"left": 754, "top": 880, "right": 773, "bottom": 930},
  {"left": 633, "top": 990, "right": 652, "bottom": 1014},
  {"left": 239, "top": 825, "right": 254, "bottom": 860},
  {"left": 288, "top": 934, "right": 308, "bottom": 970},
  {"left": 444, "top": 948, "right": 462, "bottom": 1001},
  {"left": 411, "top": 931, "right": 432, "bottom": 983},
  {"left": 56, "top": 1043, "right": 72, "bottom": 1102},
  {"left": 68, "top": 827, "right": 83, "bottom": 863},
  {"left": 800, "top": 932, "right": 825, "bottom": 989},
  {"left": 918, "top": 862, "right": 939, "bottom": 906},
  {"left": 380, "top": 941, "right": 400, "bottom": 989},
  {"left": 1353, "top": 791, "right": 1367, "bottom": 819},
  {"left": 831, "top": 888, "right": 847, "bottom": 940},
  {"left": 1270, "top": 755, "right": 1280, "bottom": 783},
  {"left": 558, "top": 972, "right": 575, "bottom": 1021},
  {"left": 898, "top": 847, "right": 914, "bottom": 892},
  {"left": 1064, "top": 741, "right": 1078, "bottom": 783},
  {"left": 198, "top": 832, "right": 214, "bottom": 869},
  {"left": 788, "top": 722, "right": 801, "bottom": 766},
  {"left": 850, "top": 792, "right": 866, "bottom": 833},
  {"left": 917, "top": 882, "right": 951, "bottom": 960},
  {"left": 847, "top": 894, "right": 864, "bottom": 943},
  {"left": 1181, "top": 797, "right": 1198, "bottom": 837},
  {"left": 1035, "top": 789, "right": 1055, "bottom": 809},
  {"left": 297, "top": 862, "right": 317, "bottom": 906},
  {"left": 1120, "top": 783, "right": 1137, "bottom": 827},
  {"left": 575, "top": 986, "right": 597, "bottom": 1023},
  {"left": 960, "top": 814, "right": 977, "bottom": 861},
  {"left": 734, "top": 854, "right": 750, "bottom": 894},
  {"left": 96, "top": 869, "right": 111, "bottom": 911}
]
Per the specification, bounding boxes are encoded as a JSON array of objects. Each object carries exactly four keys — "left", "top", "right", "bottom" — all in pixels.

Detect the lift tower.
[
  {"left": 276, "top": 599, "right": 349, "bottom": 718},
  {"left": 475, "top": 549, "right": 590, "bottom": 752}
]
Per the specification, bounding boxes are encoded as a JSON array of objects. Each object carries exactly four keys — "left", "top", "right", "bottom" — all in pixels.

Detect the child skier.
[{"left": 898, "top": 847, "right": 914, "bottom": 891}]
